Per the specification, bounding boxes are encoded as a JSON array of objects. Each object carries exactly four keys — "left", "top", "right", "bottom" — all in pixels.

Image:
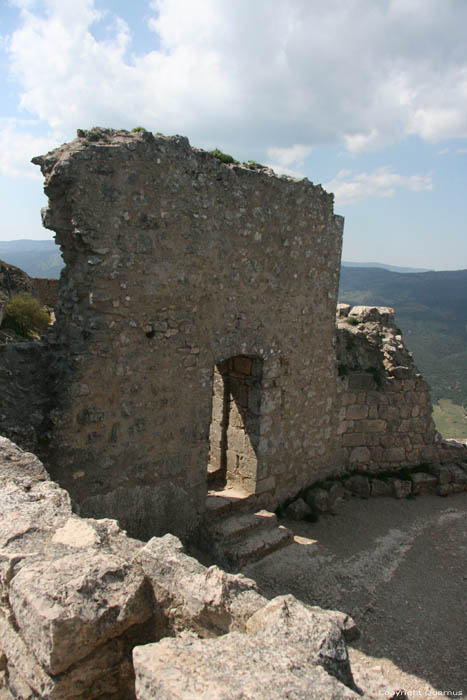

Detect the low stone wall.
[{"left": 0, "top": 436, "right": 367, "bottom": 700}]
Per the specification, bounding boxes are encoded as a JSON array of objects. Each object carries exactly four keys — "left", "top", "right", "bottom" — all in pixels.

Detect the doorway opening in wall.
[{"left": 207, "top": 355, "right": 262, "bottom": 496}]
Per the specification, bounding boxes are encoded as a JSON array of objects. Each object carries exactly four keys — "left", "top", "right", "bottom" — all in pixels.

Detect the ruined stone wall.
[
  {"left": 30, "top": 278, "right": 59, "bottom": 309},
  {"left": 0, "top": 341, "right": 50, "bottom": 452},
  {"left": 0, "top": 436, "right": 361, "bottom": 700},
  {"left": 332, "top": 305, "right": 465, "bottom": 472},
  {"left": 34, "top": 128, "right": 343, "bottom": 540}
]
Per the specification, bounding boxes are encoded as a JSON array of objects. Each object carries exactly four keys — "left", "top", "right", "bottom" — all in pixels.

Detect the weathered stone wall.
[
  {"left": 0, "top": 436, "right": 362, "bottom": 700},
  {"left": 33, "top": 128, "right": 343, "bottom": 540},
  {"left": 0, "top": 342, "right": 50, "bottom": 454},
  {"left": 30, "top": 278, "right": 59, "bottom": 309},
  {"left": 332, "top": 305, "right": 466, "bottom": 472}
]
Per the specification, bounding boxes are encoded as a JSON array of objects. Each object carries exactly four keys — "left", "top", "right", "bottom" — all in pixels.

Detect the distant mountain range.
[
  {"left": 339, "top": 266, "right": 467, "bottom": 408},
  {"left": 0, "top": 239, "right": 63, "bottom": 279},
  {"left": 342, "top": 260, "right": 432, "bottom": 273},
  {"left": 0, "top": 240, "right": 435, "bottom": 279},
  {"left": 1, "top": 239, "right": 465, "bottom": 412}
]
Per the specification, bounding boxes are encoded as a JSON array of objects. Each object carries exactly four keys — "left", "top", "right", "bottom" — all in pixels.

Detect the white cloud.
[
  {"left": 325, "top": 166, "right": 433, "bottom": 205},
  {"left": 267, "top": 144, "right": 312, "bottom": 167},
  {"left": 265, "top": 144, "right": 312, "bottom": 177},
  {"left": 0, "top": 118, "right": 57, "bottom": 178},
  {"left": 3, "top": 0, "right": 467, "bottom": 163}
]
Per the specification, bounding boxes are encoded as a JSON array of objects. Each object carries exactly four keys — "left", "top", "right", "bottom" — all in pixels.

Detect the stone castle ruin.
[
  {"left": 1, "top": 127, "right": 466, "bottom": 542},
  {"left": 1, "top": 127, "right": 466, "bottom": 699}
]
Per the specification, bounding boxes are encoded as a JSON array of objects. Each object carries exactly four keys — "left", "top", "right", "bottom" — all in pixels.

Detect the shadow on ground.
[{"left": 242, "top": 493, "right": 467, "bottom": 697}]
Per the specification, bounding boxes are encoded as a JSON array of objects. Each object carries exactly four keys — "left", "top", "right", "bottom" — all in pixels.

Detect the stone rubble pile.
[
  {"left": 283, "top": 461, "right": 467, "bottom": 521},
  {"left": 1, "top": 436, "right": 391, "bottom": 700}
]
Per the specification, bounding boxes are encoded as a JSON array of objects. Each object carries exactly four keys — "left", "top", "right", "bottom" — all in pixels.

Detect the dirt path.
[{"left": 242, "top": 493, "right": 467, "bottom": 699}]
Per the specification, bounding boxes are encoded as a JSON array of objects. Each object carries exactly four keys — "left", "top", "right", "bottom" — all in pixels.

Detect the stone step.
[
  {"left": 222, "top": 524, "right": 293, "bottom": 570},
  {"left": 212, "top": 509, "right": 278, "bottom": 543},
  {"left": 205, "top": 487, "right": 256, "bottom": 521}
]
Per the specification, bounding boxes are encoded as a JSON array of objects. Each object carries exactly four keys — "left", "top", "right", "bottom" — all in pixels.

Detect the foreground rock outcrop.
[{"left": 0, "top": 436, "right": 375, "bottom": 699}]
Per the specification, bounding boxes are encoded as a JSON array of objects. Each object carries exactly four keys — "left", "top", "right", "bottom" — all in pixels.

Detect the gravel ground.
[{"left": 242, "top": 492, "right": 467, "bottom": 699}]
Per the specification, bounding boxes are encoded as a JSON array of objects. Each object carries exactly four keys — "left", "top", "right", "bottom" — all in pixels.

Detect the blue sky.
[{"left": 1, "top": 0, "right": 466, "bottom": 270}]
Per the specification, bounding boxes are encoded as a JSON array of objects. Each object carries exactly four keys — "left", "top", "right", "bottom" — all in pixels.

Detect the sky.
[{"left": 1, "top": 0, "right": 466, "bottom": 270}]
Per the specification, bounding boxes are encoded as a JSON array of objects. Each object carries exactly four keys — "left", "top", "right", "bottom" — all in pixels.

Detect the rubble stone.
[
  {"left": 392, "top": 479, "right": 412, "bottom": 499},
  {"left": 345, "top": 475, "right": 371, "bottom": 498},
  {"left": 284, "top": 497, "right": 312, "bottom": 520}
]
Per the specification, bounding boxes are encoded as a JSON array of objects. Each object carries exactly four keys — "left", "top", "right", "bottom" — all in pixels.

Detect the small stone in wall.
[
  {"left": 447, "top": 463, "right": 467, "bottom": 485},
  {"left": 437, "top": 483, "right": 465, "bottom": 496},
  {"left": 344, "top": 475, "right": 371, "bottom": 499},
  {"left": 370, "top": 479, "right": 392, "bottom": 497},
  {"left": 428, "top": 465, "right": 452, "bottom": 485},
  {"left": 410, "top": 472, "right": 437, "bottom": 494},
  {"left": 391, "top": 479, "right": 412, "bottom": 499}
]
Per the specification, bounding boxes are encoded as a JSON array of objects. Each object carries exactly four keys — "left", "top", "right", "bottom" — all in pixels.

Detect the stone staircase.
[{"left": 202, "top": 487, "right": 294, "bottom": 570}]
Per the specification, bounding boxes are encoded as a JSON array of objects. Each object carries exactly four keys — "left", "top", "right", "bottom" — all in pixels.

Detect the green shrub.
[
  {"left": 209, "top": 148, "right": 239, "bottom": 164},
  {"left": 132, "top": 126, "right": 146, "bottom": 132},
  {"left": 345, "top": 316, "right": 359, "bottom": 325},
  {"left": 2, "top": 292, "right": 50, "bottom": 339},
  {"left": 246, "top": 160, "right": 263, "bottom": 170}
]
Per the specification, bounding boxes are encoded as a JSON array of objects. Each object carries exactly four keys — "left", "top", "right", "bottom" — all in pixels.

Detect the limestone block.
[
  {"left": 410, "top": 472, "right": 437, "bottom": 494},
  {"left": 336, "top": 303, "right": 350, "bottom": 319},
  {"left": 360, "top": 419, "right": 387, "bottom": 433},
  {"left": 0, "top": 478, "right": 72, "bottom": 550},
  {"left": 348, "top": 306, "right": 394, "bottom": 323},
  {"left": 9, "top": 550, "right": 152, "bottom": 675},
  {"left": 245, "top": 595, "right": 355, "bottom": 688},
  {"left": 136, "top": 535, "right": 265, "bottom": 636},
  {"left": 391, "top": 479, "right": 412, "bottom": 499},
  {"left": 284, "top": 497, "right": 311, "bottom": 520},
  {"left": 447, "top": 464, "right": 467, "bottom": 485},
  {"left": 342, "top": 433, "right": 366, "bottom": 447},
  {"left": 345, "top": 404, "right": 368, "bottom": 420},
  {"left": 370, "top": 479, "right": 392, "bottom": 497},
  {"left": 428, "top": 465, "right": 452, "bottom": 485},
  {"left": 344, "top": 475, "right": 370, "bottom": 499},
  {"left": 0, "top": 612, "right": 128, "bottom": 700},
  {"left": 0, "top": 438, "right": 48, "bottom": 486},
  {"left": 349, "top": 446, "right": 370, "bottom": 464},
  {"left": 337, "top": 420, "right": 352, "bottom": 436},
  {"left": 134, "top": 629, "right": 360, "bottom": 700},
  {"left": 385, "top": 446, "right": 406, "bottom": 462},
  {"left": 379, "top": 405, "right": 401, "bottom": 421}
]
